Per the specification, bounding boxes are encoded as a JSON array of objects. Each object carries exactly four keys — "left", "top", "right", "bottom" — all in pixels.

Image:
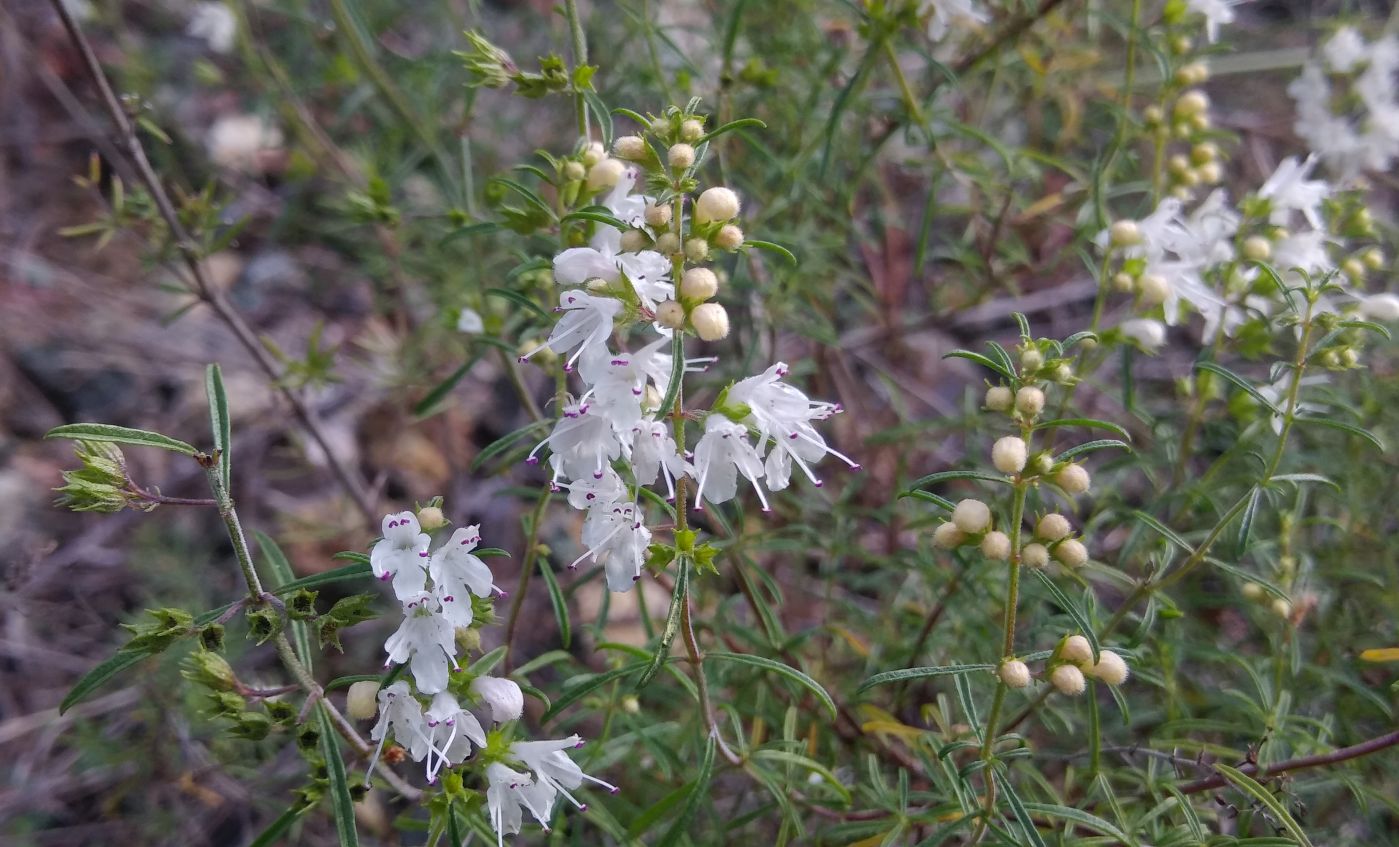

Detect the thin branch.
[{"left": 1180, "top": 730, "right": 1399, "bottom": 795}]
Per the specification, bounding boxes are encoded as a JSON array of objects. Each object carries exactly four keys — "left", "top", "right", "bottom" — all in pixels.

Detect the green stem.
[
  {"left": 980, "top": 442, "right": 1031, "bottom": 762},
  {"left": 564, "top": 0, "right": 590, "bottom": 138},
  {"left": 503, "top": 488, "right": 553, "bottom": 670},
  {"left": 204, "top": 463, "right": 265, "bottom": 601},
  {"left": 881, "top": 39, "right": 926, "bottom": 130}
]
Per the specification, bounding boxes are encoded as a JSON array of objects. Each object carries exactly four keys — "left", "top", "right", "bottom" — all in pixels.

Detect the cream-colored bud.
[
  {"left": 1340, "top": 348, "right": 1359, "bottom": 367},
  {"left": 1054, "top": 538, "right": 1089, "bottom": 568},
  {"left": 1143, "top": 105, "right": 1164, "bottom": 125},
  {"left": 1242, "top": 236, "right": 1271, "bottom": 262},
  {"left": 679, "top": 118, "right": 704, "bottom": 142},
  {"left": 1050, "top": 363, "right": 1074, "bottom": 383},
  {"left": 1176, "top": 90, "right": 1209, "bottom": 117},
  {"left": 695, "top": 187, "right": 741, "bottom": 224},
  {"left": 1029, "top": 452, "right": 1055, "bottom": 476},
  {"left": 933, "top": 521, "right": 966, "bottom": 549},
  {"left": 981, "top": 531, "right": 1011, "bottom": 560},
  {"left": 1021, "top": 543, "right": 1050, "bottom": 568},
  {"left": 1171, "top": 35, "right": 1193, "bottom": 54},
  {"left": 1170, "top": 185, "right": 1193, "bottom": 200},
  {"left": 668, "top": 143, "right": 696, "bottom": 169},
  {"left": 692, "top": 302, "right": 730, "bottom": 341},
  {"left": 470, "top": 676, "right": 524, "bottom": 723},
  {"left": 1362, "top": 248, "right": 1384, "bottom": 269},
  {"left": 581, "top": 141, "right": 605, "bottom": 166},
  {"left": 680, "top": 268, "right": 719, "bottom": 300},
  {"left": 1062, "top": 634, "right": 1094, "bottom": 666},
  {"left": 1109, "top": 220, "right": 1142, "bottom": 247},
  {"left": 1190, "top": 112, "right": 1211, "bottom": 131},
  {"left": 1015, "top": 386, "right": 1046, "bottom": 416},
  {"left": 1342, "top": 257, "right": 1366, "bottom": 279},
  {"left": 1168, "top": 153, "right": 1192, "bottom": 175},
  {"left": 642, "top": 384, "right": 663, "bottom": 412},
  {"left": 620, "top": 230, "right": 649, "bottom": 253},
  {"left": 586, "top": 158, "right": 626, "bottom": 191},
  {"left": 1088, "top": 650, "right": 1129, "bottom": 686},
  {"left": 1055, "top": 463, "right": 1091, "bottom": 494},
  {"left": 654, "top": 232, "right": 681, "bottom": 255},
  {"left": 1036, "top": 513, "right": 1071, "bottom": 541},
  {"left": 1197, "top": 161, "right": 1222, "bottom": 184},
  {"left": 416, "top": 506, "right": 447, "bottom": 532},
  {"left": 684, "top": 237, "right": 710, "bottom": 262},
  {"left": 952, "top": 499, "right": 992, "bottom": 534},
  {"left": 655, "top": 300, "right": 686, "bottom": 329},
  {"left": 645, "top": 202, "right": 672, "bottom": 229},
  {"left": 621, "top": 694, "right": 641, "bottom": 714},
  {"left": 1021, "top": 348, "right": 1045, "bottom": 371},
  {"left": 614, "top": 134, "right": 647, "bottom": 160},
  {"left": 714, "top": 224, "right": 745, "bottom": 250},
  {"left": 563, "top": 161, "right": 586, "bottom": 181},
  {"left": 1241, "top": 582, "right": 1265, "bottom": 601},
  {"left": 1050, "top": 664, "right": 1086, "bottom": 695},
  {"left": 1191, "top": 141, "right": 1219, "bottom": 164},
  {"left": 985, "top": 385, "right": 1013, "bottom": 412},
  {"left": 999, "top": 659, "right": 1032, "bottom": 689},
  {"left": 1112, "top": 272, "right": 1135, "bottom": 293},
  {"left": 1137, "top": 273, "right": 1170, "bottom": 306},
  {"left": 346, "top": 681, "right": 380, "bottom": 720},
  {"left": 1179, "top": 61, "right": 1209, "bottom": 85},
  {"left": 1272, "top": 598, "right": 1293, "bottom": 619},
  {"left": 992, "top": 436, "right": 1028, "bottom": 474}
]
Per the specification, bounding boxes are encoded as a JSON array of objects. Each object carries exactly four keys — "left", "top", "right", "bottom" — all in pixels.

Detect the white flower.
[
  {"left": 627, "top": 419, "right": 689, "bottom": 501},
  {"left": 1258, "top": 155, "right": 1330, "bottom": 229},
  {"left": 471, "top": 676, "right": 525, "bottom": 723},
  {"left": 384, "top": 593, "right": 459, "bottom": 694},
  {"left": 365, "top": 682, "right": 431, "bottom": 785},
  {"left": 529, "top": 401, "right": 624, "bottom": 484},
  {"left": 561, "top": 466, "right": 628, "bottom": 510},
  {"left": 597, "top": 164, "right": 650, "bottom": 226},
  {"left": 578, "top": 349, "right": 649, "bottom": 430},
  {"left": 486, "top": 762, "right": 556, "bottom": 845},
  {"left": 1148, "top": 260, "right": 1225, "bottom": 327},
  {"left": 1186, "top": 0, "right": 1246, "bottom": 43},
  {"left": 188, "top": 2, "right": 237, "bottom": 54},
  {"left": 510, "top": 735, "right": 618, "bottom": 812},
  {"left": 693, "top": 415, "right": 769, "bottom": 510},
  {"left": 1272, "top": 230, "right": 1335, "bottom": 278},
  {"left": 1323, "top": 26, "right": 1368, "bottom": 73},
  {"left": 922, "top": 0, "right": 989, "bottom": 41},
  {"left": 1119, "top": 318, "right": 1167, "bottom": 353},
  {"left": 726, "top": 362, "right": 859, "bottom": 490},
  {"left": 370, "top": 512, "right": 430, "bottom": 600},
  {"left": 457, "top": 308, "right": 485, "bottom": 334},
  {"left": 1258, "top": 372, "right": 1329, "bottom": 434},
  {"left": 429, "top": 526, "right": 501, "bottom": 628},
  {"left": 1289, "top": 31, "right": 1399, "bottom": 179},
  {"left": 1164, "top": 189, "right": 1238, "bottom": 267},
  {"left": 570, "top": 501, "right": 652, "bottom": 592},
  {"left": 206, "top": 114, "right": 282, "bottom": 173},
  {"left": 423, "top": 691, "right": 486, "bottom": 783},
  {"left": 553, "top": 229, "right": 674, "bottom": 310},
  {"left": 522, "top": 290, "right": 623, "bottom": 373},
  {"left": 1360, "top": 292, "right": 1399, "bottom": 321},
  {"left": 1097, "top": 198, "right": 1183, "bottom": 262}
]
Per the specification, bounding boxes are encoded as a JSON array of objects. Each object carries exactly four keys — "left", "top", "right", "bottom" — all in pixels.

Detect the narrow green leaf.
[
  {"left": 745, "top": 239, "right": 797, "bottom": 265},
  {"left": 1195, "top": 362, "right": 1280, "bottom": 415},
  {"left": 543, "top": 662, "right": 653, "bottom": 722},
  {"left": 487, "top": 177, "right": 556, "bottom": 220},
  {"left": 652, "top": 332, "right": 686, "bottom": 423},
  {"left": 996, "top": 770, "right": 1048, "bottom": 847},
  {"left": 1267, "top": 473, "right": 1339, "bottom": 491},
  {"left": 1131, "top": 511, "right": 1195, "bottom": 554},
  {"left": 1236, "top": 485, "right": 1264, "bottom": 557},
  {"left": 275, "top": 561, "right": 372, "bottom": 595},
  {"left": 637, "top": 557, "right": 687, "bottom": 689},
  {"left": 857, "top": 664, "right": 994, "bottom": 693},
  {"left": 537, "top": 558, "right": 572, "bottom": 651},
  {"left": 318, "top": 705, "right": 360, "bottom": 846},
  {"left": 1338, "top": 318, "right": 1391, "bottom": 339},
  {"left": 205, "top": 364, "right": 231, "bottom": 488},
  {"left": 1292, "top": 416, "right": 1384, "bottom": 451},
  {"left": 751, "top": 750, "right": 852, "bottom": 804},
  {"left": 657, "top": 735, "right": 716, "bottom": 847},
  {"left": 256, "top": 531, "right": 313, "bottom": 667},
  {"left": 414, "top": 356, "right": 482, "bottom": 418},
  {"left": 1055, "top": 439, "right": 1132, "bottom": 462},
  {"left": 484, "top": 287, "right": 550, "bottom": 319},
  {"left": 905, "top": 489, "right": 955, "bottom": 511},
  {"left": 582, "top": 90, "right": 614, "bottom": 147},
  {"left": 561, "top": 208, "right": 629, "bottom": 230},
  {"left": 248, "top": 802, "right": 311, "bottom": 847},
  {"left": 943, "top": 349, "right": 1015, "bottom": 381},
  {"left": 471, "top": 419, "right": 551, "bottom": 472},
  {"left": 1214, "top": 764, "right": 1314, "bottom": 847},
  {"left": 903, "top": 470, "right": 1010, "bottom": 494},
  {"left": 60, "top": 650, "right": 153, "bottom": 714},
  {"left": 468, "top": 645, "right": 508, "bottom": 677},
  {"left": 1029, "top": 570, "right": 1100, "bottom": 662},
  {"left": 695, "top": 117, "right": 767, "bottom": 145},
  {"left": 708, "top": 651, "right": 837, "bottom": 718},
  {"left": 45, "top": 423, "right": 197, "bottom": 456},
  {"left": 447, "top": 800, "right": 465, "bottom": 847},
  {"left": 1033, "top": 418, "right": 1131, "bottom": 440}
]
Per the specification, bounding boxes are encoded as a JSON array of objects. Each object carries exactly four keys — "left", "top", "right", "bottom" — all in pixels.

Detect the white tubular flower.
[
  {"left": 371, "top": 512, "right": 430, "bottom": 600},
  {"left": 561, "top": 466, "right": 628, "bottom": 511},
  {"left": 1360, "top": 292, "right": 1399, "bottom": 322},
  {"left": 727, "top": 362, "right": 859, "bottom": 490},
  {"left": 923, "top": 0, "right": 989, "bottom": 41},
  {"left": 693, "top": 415, "right": 769, "bottom": 511},
  {"left": 633, "top": 335, "right": 715, "bottom": 401},
  {"left": 1119, "top": 318, "right": 1167, "bottom": 353},
  {"left": 366, "top": 682, "right": 431, "bottom": 786},
  {"left": 1095, "top": 197, "right": 1183, "bottom": 262},
  {"left": 471, "top": 676, "right": 525, "bottom": 723},
  {"left": 457, "top": 308, "right": 485, "bottom": 334},
  {"left": 522, "top": 290, "right": 623, "bottom": 373},
  {"left": 423, "top": 692, "right": 487, "bottom": 783},
  {"left": 529, "top": 401, "right": 624, "bottom": 484},
  {"left": 1165, "top": 189, "right": 1239, "bottom": 268},
  {"left": 187, "top": 1, "right": 237, "bottom": 53},
  {"left": 510, "top": 735, "right": 619, "bottom": 813},
  {"left": 553, "top": 226, "right": 673, "bottom": 310},
  {"left": 486, "top": 762, "right": 556, "bottom": 845},
  {"left": 628, "top": 419, "right": 689, "bottom": 501},
  {"left": 384, "top": 593, "right": 459, "bottom": 695},
  {"left": 578, "top": 350, "right": 649, "bottom": 430},
  {"left": 429, "top": 525, "right": 502, "bottom": 628},
  {"left": 1186, "top": 0, "right": 1241, "bottom": 43},
  {"left": 1258, "top": 155, "right": 1330, "bottom": 229},
  {"left": 572, "top": 501, "right": 652, "bottom": 592}
]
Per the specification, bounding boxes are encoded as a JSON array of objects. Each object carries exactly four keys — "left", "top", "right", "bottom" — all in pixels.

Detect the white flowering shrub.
[{"left": 22, "top": 0, "right": 1399, "bottom": 844}]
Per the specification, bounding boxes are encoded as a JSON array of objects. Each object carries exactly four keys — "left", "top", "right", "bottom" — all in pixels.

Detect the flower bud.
[
  {"left": 620, "top": 230, "right": 650, "bottom": 253},
  {"left": 1087, "top": 650, "right": 1129, "bottom": 686},
  {"left": 1112, "top": 272, "right": 1135, "bottom": 292},
  {"left": 642, "top": 384, "right": 663, "bottom": 412},
  {"left": 1121, "top": 317, "right": 1166, "bottom": 353},
  {"left": 621, "top": 694, "right": 641, "bottom": 714},
  {"left": 1197, "top": 162, "right": 1222, "bottom": 184},
  {"left": 563, "top": 161, "right": 586, "bottom": 181},
  {"left": 1036, "top": 513, "right": 1071, "bottom": 541},
  {"left": 1342, "top": 257, "right": 1365, "bottom": 279},
  {"left": 985, "top": 385, "right": 1013, "bottom": 412},
  {"left": 645, "top": 202, "right": 673, "bottom": 229},
  {"left": 1143, "top": 105, "right": 1164, "bottom": 125},
  {"left": 1241, "top": 581, "right": 1264, "bottom": 601},
  {"left": 1021, "top": 543, "right": 1049, "bottom": 568},
  {"left": 1054, "top": 538, "right": 1088, "bottom": 568},
  {"left": 1176, "top": 61, "right": 1209, "bottom": 86},
  {"left": 1056, "top": 462, "right": 1090, "bottom": 495},
  {"left": 1175, "top": 90, "right": 1209, "bottom": 117},
  {"left": 1050, "top": 363, "right": 1074, "bottom": 384},
  {"left": 714, "top": 224, "right": 745, "bottom": 250},
  {"left": 1050, "top": 664, "right": 1086, "bottom": 695},
  {"left": 417, "top": 506, "right": 447, "bottom": 532},
  {"left": 1171, "top": 35, "right": 1193, "bottom": 54},
  {"left": 1242, "top": 236, "right": 1271, "bottom": 262},
  {"left": 933, "top": 521, "right": 966, "bottom": 548},
  {"left": 471, "top": 676, "right": 524, "bottom": 723},
  {"left": 679, "top": 118, "right": 704, "bottom": 142},
  {"left": 1137, "top": 273, "right": 1170, "bottom": 306},
  {"left": 614, "top": 134, "right": 647, "bottom": 160},
  {"left": 681, "top": 268, "right": 719, "bottom": 300},
  {"left": 1029, "top": 452, "right": 1054, "bottom": 475},
  {"left": 992, "top": 436, "right": 1028, "bottom": 474},
  {"left": 1015, "top": 386, "right": 1045, "bottom": 417},
  {"left": 580, "top": 141, "right": 605, "bottom": 166},
  {"left": 654, "top": 232, "right": 681, "bottom": 254},
  {"left": 346, "top": 681, "right": 380, "bottom": 720},
  {"left": 655, "top": 300, "right": 686, "bottom": 329},
  {"left": 684, "top": 237, "right": 710, "bottom": 262},
  {"left": 1061, "top": 635, "right": 1093, "bottom": 666},
  {"left": 457, "top": 626, "right": 483, "bottom": 654},
  {"left": 1363, "top": 247, "right": 1384, "bottom": 270},
  {"left": 695, "top": 187, "right": 740, "bottom": 224},
  {"left": 668, "top": 143, "right": 696, "bottom": 169},
  {"left": 1272, "top": 597, "right": 1293, "bottom": 620},
  {"left": 1191, "top": 141, "right": 1219, "bottom": 164},
  {"left": 586, "top": 158, "right": 626, "bottom": 191},
  {"left": 981, "top": 531, "right": 1011, "bottom": 560},
  {"left": 999, "top": 659, "right": 1032, "bottom": 689},
  {"left": 952, "top": 499, "right": 992, "bottom": 534},
  {"left": 1340, "top": 348, "right": 1359, "bottom": 367},
  {"left": 692, "top": 302, "right": 730, "bottom": 341},
  {"left": 1109, "top": 220, "right": 1142, "bottom": 247},
  {"left": 1020, "top": 348, "right": 1045, "bottom": 371}
]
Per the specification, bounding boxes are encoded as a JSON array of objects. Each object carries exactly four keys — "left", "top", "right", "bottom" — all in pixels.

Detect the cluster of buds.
[
  {"left": 998, "top": 634, "right": 1130, "bottom": 696},
  {"left": 1144, "top": 85, "right": 1216, "bottom": 200}
]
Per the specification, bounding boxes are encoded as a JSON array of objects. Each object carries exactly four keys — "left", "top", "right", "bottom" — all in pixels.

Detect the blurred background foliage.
[{"left": 1, "top": 0, "right": 1398, "bottom": 844}]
